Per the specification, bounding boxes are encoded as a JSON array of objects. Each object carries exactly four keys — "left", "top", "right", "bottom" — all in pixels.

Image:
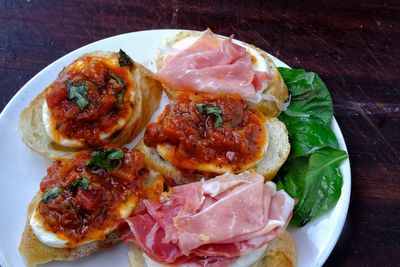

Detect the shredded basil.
[
  {"left": 69, "top": 177, "right": 90, "bottom": 191},
  {"left": 196, "top": 104, "right": 223, "bottom": 127},
  {"left": 67, "top": 83, "right": 89, "bottom": 109},
  {"left": 87, "top": 148, "right": 124, "bottom": 170},
  {"left": 42, "top": 186, "right": 63, "bottom": 203},
  {"left": 118, "top": 49, "right": 134, "bottom": 67},
  {"left": 80, "top": 178, "right": 90, "bottom": 191},
  {"left": 111, "top": 74, "right": 126, "bottom": 106}
]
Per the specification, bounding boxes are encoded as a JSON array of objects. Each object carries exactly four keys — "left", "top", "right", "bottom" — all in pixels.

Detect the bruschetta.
[
  {"left": 20, "top": 50, "right": 163, "bottom": 160},
  {"left": 120, "top": 171, "right": 296, "bottom": 267},
  {"left": 156, "top": 29, "right": 289, "bottom": 117},
  {"left": 19, "top": 147, "right": 164, "bottom": 266},
  {"left": 137, "top": 92, "right": 290, "bottom": 185}
]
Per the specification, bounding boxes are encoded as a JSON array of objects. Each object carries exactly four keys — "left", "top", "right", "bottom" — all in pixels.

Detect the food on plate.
[
  {"left": 119, "top": 171, "right": 296, "bottom": 267},
  {"left": 19, "top": 50, "right": 163, "bottom": 160},
  {"left": 15, "top": 29, "right": 350, "bottom": 267},
  {"left": 274, "top": 68, "right": 348, "bottom": 226},
  {"left": 156, "top": 29, "right": 288, "bottom": 117},
  {"left": 19, "top": 147, "right": 164, "bottom": 266},
  {"left": 137, "top": 92, "right": 290, "bottom": 185}
]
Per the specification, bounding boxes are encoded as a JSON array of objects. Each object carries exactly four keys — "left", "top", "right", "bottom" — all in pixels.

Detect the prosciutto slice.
[
  {"left": 157, "top": 30, "right": 272, "bottom": 100},
  {"left": 119, "top": 171, "right": 294, "bottom": 266}
]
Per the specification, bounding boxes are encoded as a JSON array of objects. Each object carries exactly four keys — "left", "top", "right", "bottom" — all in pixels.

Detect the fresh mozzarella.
[
  {"left": 43, "top": 97, "right": 132, "bottom": 148},
  {"left": 30, "top": 209, "right": 68, "bottom": 248},
  {"left": 42, "top": 56, "right": 135, "bottom": 148},
  {"left": 42, "top": 100, "right": 84, "bottom": 148},
  {"left": 30, "top": 194, "right": 138, "bottom": 248},
  {"left": 156, "top": 129, "right": 269, "bottom": 174},
  {"left": 43, "top": 100, "right": 130, "bottom": 147}
]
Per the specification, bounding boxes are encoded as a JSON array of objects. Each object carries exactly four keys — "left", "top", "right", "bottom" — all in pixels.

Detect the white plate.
[{"left": 0, "top": 30, "right": 351, "bottom": 267}]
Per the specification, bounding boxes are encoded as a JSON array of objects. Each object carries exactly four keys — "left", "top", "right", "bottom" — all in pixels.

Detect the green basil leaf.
[
  {"left": 67, "top": 83, "right": 89, "bottom": 109},
  {"left": 80, "top": 178, "right": 90, "bottom": 191},
  {"left": 276, "top": 148, "right": 347, "bottom": 226},
  {"left": 107, "top": 149, "right": 124, "bottom": 160},
  {"left": 69, "top": 177, "right": 90, "bottom": 191},
  {"left": 68, "top": 177, "right": 83, "bottom": 191},
  {"left": 111, "top": 74, "right": 126, "bottom": 106},
  {"left": 275, "top": 68, "right": 348, "bottom": 227},
  {"left": 281, "top": 115, "right": 339, "bottom": 158},
  {"left": 42, "top": 186, "right": 63, "bottom": 203},
  {"left": 278, "top": 67, "right": 333, "bottom": 124},
  {"left": 118, "top": 49, "right": 134, "bottom": 67},
  {"left": 87, "top": 148, "right": 124, "bottom": 170},
  {"left": 214, "top": 115, "right": 223, "bottom": 127},
  {"left": 196, "top": 104, "right": 224, "bottom": 127}
]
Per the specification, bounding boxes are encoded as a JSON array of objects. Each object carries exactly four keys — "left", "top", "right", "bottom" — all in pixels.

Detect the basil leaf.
[
  {"left": 68, "top": 177, "right": 83, "bottom": 191},
  {"left": 69, "top": 177, "right": 90, "bottom": 191},
  {"left": 42, "top": 186, "right": 63, "bottom": 203},
  {"left": 87, "top": 148, "right": 124, "bottom": 170},
  {"left": 276, "top": 148, "right": 347, "bottom": 226},
  {"left": 107, "top": 149, "right": 123, "bottom": 160},
  {"left": 275, "top": 68, "right": 348, "bottom": 227},
  {"left": 196, "top": 104, "right": 223, "bottom": 127},
  {"left": 118, "top": 49, "right": 134, "bottom": 67},
  {"left": 278, "top": 67, "right": 333, "bottom": 124},
  {"left": 281, "top": 116, "right": 339, "bottom": 158},
  {"left": 67, "top": 83, "right": 89, "bottom": 109},
  {"left": 111, "top": 74, "right": 126, "bottom": 106},
  {"left": 80, "top": 178, "right": 90, "bottom": 191}
]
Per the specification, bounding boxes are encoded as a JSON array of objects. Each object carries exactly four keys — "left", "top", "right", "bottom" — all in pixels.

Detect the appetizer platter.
[{"left": 0, "top": 29, "right": 350, "bottom": 267}]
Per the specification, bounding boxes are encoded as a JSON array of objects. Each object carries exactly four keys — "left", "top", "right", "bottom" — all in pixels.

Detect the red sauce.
[
  {"left": 45, "top": 54, "right": 133, "bottom": 147},
  {"left": 38, "top": 147, "right": 145, "bottom": 245},
  {"left": 144, "top": 94, "right": 266, "bottom": 172}
]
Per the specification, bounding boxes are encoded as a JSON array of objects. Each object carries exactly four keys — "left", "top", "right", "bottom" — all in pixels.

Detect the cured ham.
[
  {"left": 119, "top": 171, "right": 294, "bottom": 266},
  {"left": 157, "top": 30, "right": 272, "bottom": 100}
]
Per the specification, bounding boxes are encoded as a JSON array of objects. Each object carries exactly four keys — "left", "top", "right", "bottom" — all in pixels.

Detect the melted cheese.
[
  {"left": 156, "top": 117, "right": 268, "bottom": 174},
  {"left": 30, "top": 194, "right": 139, "bottom": 248},
  {"left": 30, "top": 209, "right": 68, "bottom": 248},
  {"left": 42, "top": 56, "right": 135, "bottom": 148},
  {"left": 42, "top": 101, "right": 84, "bottom": 147}
]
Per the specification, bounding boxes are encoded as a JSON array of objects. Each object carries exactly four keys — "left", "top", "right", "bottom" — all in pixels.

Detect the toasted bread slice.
[
  {"left": 19, "top": 193, "right": 121, "bottom": 267},
  {"left": 19, "top": 170, "right": 164, "bottom": 267},
  {"left": 19, "top": 51, "right": 163, "bottom": 160},
  {"left": 136, "top": 117, "right": 290, "bottom": 185},
  {"left": 128, "top": 230, "right": 296, "bottom": 267},
  {"left": 155, "top": 30, "right": 288, "bottom": 117},
  {"left": 255, "top": 118, "right": 291, "bottom": 180}
]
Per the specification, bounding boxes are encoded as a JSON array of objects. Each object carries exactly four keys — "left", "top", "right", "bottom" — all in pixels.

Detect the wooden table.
[{"left": 1, "top": 1, "right": 398, "bottom": 266}]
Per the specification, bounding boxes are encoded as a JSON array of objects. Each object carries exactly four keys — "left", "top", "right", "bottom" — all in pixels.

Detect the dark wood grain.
[{"left": 0, "top": 0, "right": 399, "bottom": 266}]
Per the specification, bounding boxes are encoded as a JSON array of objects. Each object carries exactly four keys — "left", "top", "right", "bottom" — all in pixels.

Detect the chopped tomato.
[
  {"left": 38, "top": 148, "right": 146, "bottom": 245},
  {"left": 144, "top": 94, "right": 266, "bottom": 172},
  {"left": 45, "top": 54, "right": 131, "bottom": 147}
]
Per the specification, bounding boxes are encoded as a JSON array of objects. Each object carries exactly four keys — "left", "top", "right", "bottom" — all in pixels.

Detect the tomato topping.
[
  {"left": 75, "top": 186, "right": 103, "bottom": 211},
  {"left": 46, "top": 87, "right": 68, "bottom": 109},
  {"left": 38, "top": 148, "right": 145, "bottom": 245},
  {"left": 144, "top": 94, "right": 266, "bottom": 172},
  {"left": 45, "top": 54, "right": 133, "bottom": 147}
]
